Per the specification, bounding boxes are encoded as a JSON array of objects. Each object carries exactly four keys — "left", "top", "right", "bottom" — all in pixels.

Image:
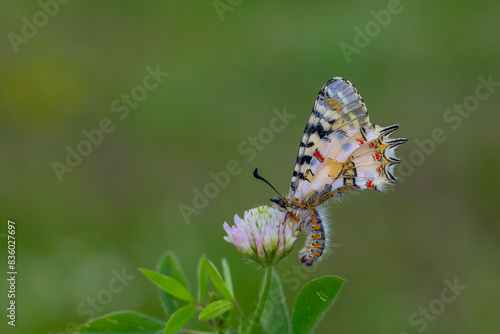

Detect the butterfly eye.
[{"left": 270, "top": 198, "right": 286, "bottom": 208}]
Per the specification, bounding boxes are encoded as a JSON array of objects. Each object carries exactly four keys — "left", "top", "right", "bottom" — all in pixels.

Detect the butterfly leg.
[{"left": 299, "top": 209, "right": 326, "bottom": 266}]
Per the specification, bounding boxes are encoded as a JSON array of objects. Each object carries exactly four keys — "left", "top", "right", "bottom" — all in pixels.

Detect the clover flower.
[{"left": 223, "top": 205, "right": 299, "bottom": 267}]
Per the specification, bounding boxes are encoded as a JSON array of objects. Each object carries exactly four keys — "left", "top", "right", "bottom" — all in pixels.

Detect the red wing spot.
[
  {"left": 366, "top": 180, "right": 373, "bottom": 189},
  {"left": 377, "top": 166, "right": 382, "bottom": 176},
  {"left": 374, "top": 152, "right": 381, "bottom": 161},
  {"left": 369, "top": 142, "right": 375, "bottom": 149},
  {"left": 356, "top": 138, "right": 365, "bottom": 146},
  {"left": 314, "top": 149, "right": 325, "bottom": 163}
]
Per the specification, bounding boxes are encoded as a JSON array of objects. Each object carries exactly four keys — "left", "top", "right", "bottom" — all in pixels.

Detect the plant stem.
[
  {"left": 245, "top": 268, "right": 273, "bottom": 334},
  {"left": 237, "top": 302, "right": 247, "bottom": 329}
]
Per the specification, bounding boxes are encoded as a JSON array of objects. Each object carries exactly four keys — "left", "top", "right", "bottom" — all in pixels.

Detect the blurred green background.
[{"left": 1, "top": 1, "right": 499, "bottom": 333}]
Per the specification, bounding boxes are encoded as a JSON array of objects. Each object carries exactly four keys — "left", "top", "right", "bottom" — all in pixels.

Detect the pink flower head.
[{"left": 223, "top": 205, "right": 299, "bottom": 267}]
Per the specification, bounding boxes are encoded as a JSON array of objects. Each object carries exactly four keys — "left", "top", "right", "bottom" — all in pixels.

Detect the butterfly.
[{"left": 255, "top": 77, "right": 407, "bottom": 266}]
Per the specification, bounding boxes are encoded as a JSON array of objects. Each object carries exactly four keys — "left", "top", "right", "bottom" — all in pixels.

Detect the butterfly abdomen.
[{"left": 299, "top": 209, "right": 327, "bottom": 266}]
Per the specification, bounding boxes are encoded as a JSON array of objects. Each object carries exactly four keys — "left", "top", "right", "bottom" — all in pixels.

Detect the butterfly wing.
[{"left": 289, "top": 78, "right": 407, "bottom": 204}]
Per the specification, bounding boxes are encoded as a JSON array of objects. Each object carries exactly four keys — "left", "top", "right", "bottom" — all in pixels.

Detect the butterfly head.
[{"left": 270, "top": 198, "right": 287, "bottom": 208}]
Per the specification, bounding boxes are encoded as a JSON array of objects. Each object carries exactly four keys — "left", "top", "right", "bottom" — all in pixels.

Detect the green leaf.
[
  {"left": 208, "top": 291, "right": 223, "bottom": 303},
  {"left": 164, "top": 304, "right": 197, "bottom": 334},
  {"left": 292, "top": 276, "right": 345, "bottom": 334},
  {"left": 74, "top": 311, "right": 165, "bottom": 334},
  {"left": 221, "top": 258, "right": 234, "bottom": 297},
  {"left": 197, "top": 255, "right": 208, "bottom": 303},
  {"left": 205, "top": 258, "right": 235, "bottom": 302},
  {"left": 260, "top": 269, "right": 290, "bottom": 334},
  {"left": 198, "top": 299, "right": 234, "bottom": 320},
  {"left": 140, "top": 268, "right": 195, "bottom": 303},
  {"left": 156, "top": 252, "right": 190, "bottom": 317}
]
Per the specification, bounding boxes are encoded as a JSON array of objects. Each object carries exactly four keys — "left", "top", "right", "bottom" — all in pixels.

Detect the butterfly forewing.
[{"left": 289, "top": 78, "right": 370, "bottom": 201}]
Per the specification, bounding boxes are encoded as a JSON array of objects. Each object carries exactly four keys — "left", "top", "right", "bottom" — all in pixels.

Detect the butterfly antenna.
[{"left": 253, "top": 168, "right": 283, "bottom": 199}]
